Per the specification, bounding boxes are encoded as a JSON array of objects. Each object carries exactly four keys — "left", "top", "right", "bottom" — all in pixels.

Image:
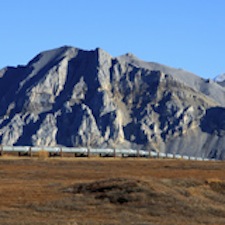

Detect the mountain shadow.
[{"left": 200, "top": 107, "right": 225, "bottom": 136}]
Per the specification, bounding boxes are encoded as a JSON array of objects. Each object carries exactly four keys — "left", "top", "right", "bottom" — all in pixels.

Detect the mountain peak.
[
  {"left": 1, "top": 46, "right": 225, "bottom": 159},
  {"left": 214, "top": 73, "right": 225, "bottom": 82}
]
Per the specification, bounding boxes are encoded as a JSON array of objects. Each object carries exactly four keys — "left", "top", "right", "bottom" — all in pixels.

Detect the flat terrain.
[{"left": 0, "top": 157, "right": 225, "bottom": 225}]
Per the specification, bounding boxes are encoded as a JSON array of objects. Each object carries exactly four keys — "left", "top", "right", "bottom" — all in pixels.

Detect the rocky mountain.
[
  {"left": 1, "top": 46, "right": 225, "bottom": 159},
  {"left": 214, "top": 73, "right": 225, "bottom": 87},
  {"left": 214, "top": 73, "right": 225, "bottom": 82}
]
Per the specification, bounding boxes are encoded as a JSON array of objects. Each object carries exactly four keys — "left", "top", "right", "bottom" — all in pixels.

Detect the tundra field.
[{"left": 0, "top": 157, "right": 225, "bottom": 225}]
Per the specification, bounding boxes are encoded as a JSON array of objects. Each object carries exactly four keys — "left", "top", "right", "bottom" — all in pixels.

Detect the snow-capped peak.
[{"left": 214, "top": 73, "right": 225, "bottom": 82}]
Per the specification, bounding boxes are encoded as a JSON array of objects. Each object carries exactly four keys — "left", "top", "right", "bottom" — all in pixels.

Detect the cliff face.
[{"left": 1, "top": 46, "right": 225, "bottom": 159}]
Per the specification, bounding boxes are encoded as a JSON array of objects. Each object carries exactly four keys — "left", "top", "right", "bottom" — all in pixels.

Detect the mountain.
[
  {"left": 1, "top": 46, "right": 225, "bottom": 159},
  {"left": 214, "top": 73, "right": 225, "bottom": 82},
  {"left": 214, "top": 73, "right": 225, "bottom": 87}
]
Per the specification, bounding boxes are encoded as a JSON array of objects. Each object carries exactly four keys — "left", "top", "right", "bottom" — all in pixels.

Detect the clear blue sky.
[{"left": 1, "top": 0, "right": 225, "bottom": 78}]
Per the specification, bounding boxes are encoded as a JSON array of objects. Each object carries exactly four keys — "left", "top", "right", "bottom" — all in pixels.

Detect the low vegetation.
[{"left": 0, "top": 158, "right": 225, "bottom": 224}]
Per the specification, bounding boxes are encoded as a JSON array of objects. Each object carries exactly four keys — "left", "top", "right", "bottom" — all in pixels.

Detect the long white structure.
[{"left": 0, "top": 145, "right": 215, "bottom": 161}]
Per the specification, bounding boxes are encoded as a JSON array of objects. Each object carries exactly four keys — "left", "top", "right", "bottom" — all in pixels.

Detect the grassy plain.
[{"left": 0, "top": 157, "right": 225, "bottom": 225}]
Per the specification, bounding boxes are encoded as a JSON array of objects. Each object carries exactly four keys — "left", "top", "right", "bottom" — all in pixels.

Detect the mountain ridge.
[{"left": 1, "top": 46, "right": 225, "bottom": 159}]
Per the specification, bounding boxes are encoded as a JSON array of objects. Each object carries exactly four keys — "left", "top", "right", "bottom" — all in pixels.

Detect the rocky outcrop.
[{"left": 1, "top": 46, "right": 225, "bottom": 159}]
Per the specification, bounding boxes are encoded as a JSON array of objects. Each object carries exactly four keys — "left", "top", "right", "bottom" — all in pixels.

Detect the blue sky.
[{"left": 1, "top": 0, "right": 225, "bottom": 78}]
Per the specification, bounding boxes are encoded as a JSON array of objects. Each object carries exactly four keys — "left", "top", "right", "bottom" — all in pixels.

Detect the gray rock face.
[{"left": 1, "top": 46, "right": 225, "bottom": 159}]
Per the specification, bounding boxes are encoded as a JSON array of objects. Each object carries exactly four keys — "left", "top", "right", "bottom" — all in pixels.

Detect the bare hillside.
[{"left": 1, "top": 46, "right": 225, "bottom": 158}]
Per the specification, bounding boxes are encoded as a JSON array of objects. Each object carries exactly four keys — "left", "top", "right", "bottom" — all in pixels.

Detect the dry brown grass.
[
  {"left": 0, "top": 158, "right": 225, "bottom": 224},
  {"left": 37, "top": 150, "right": 49, "bottom": 160}
]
